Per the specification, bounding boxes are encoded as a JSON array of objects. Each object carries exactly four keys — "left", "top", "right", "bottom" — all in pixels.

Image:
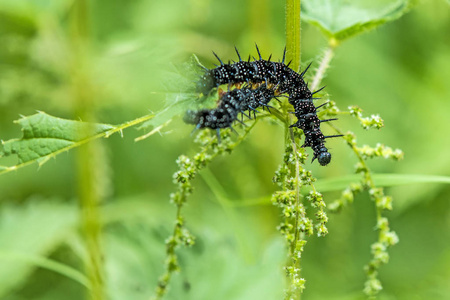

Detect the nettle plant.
[{"left": 0, "top": 1, "right": 412, "bottom": 300}]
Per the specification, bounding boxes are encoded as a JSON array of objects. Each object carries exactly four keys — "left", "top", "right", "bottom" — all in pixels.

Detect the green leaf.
[
  {"left": 0, "top": 201, "right": 79, "bottom": 298},
  {"left": 0, "top": 111, "right": 114, "bottom": 173},
  {"left": 302, "top": 0, "right": 415, "bottom": 41},
  {"left": 0, "top": 252, "right": 90, "bottom": 289},
  {"left": 0, "top": 111, "right": 155, "bottom": 175},
  {"left": 103, "top": 220, "right": 284, "bottom": 300}
]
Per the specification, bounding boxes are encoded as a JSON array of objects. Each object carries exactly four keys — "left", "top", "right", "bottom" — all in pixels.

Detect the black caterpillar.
[{"left": 185, "top": 46, "right": 341, "bottom": 166}]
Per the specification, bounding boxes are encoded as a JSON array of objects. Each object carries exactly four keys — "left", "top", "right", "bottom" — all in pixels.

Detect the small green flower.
[
  {"left": 364, "top": 277, "right": 383, "bottom": 296},
  {"left": 166, "top": 254, "right": 180, "bottom": 272},
  {"left": 376, "top": 217, "right": 389, "bottom": 230},
  {"left": 349, "top": 105, "right": 384, "bottom": 129},
  {"left": 325, "top": 100, "right": 340, "bottom": 115},
  {"left": 383, "top": 231, "right": 399, "bottom": 246},
  {"left": 316, "top": 224, "right": 329, "bottom": 237},
  {"left": 344, "top": 131, "right": 357, "bottom": 145},
  {"left": 349, "top": 105, "right": 363, "bottom": 117},
  {"left": 376, "top": 195, "right": 393, "bottom": 210}
]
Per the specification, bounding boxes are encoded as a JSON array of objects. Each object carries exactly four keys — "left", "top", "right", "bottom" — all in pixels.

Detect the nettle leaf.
[
  {"left": 0, "top": 111, "right": 115, "bottom": 171},
  {"left": 302, "top": 0, "right": 415, "bottom": 41}
]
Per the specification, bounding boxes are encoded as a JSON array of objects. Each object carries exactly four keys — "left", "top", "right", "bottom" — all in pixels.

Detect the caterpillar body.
[{"left": 185, "top": 46, "right": 341, "bottom": 166}]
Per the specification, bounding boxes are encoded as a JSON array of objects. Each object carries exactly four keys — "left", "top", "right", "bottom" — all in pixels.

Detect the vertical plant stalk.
[
  {"left": 286, "top": 126, "right": 307, "bottom": 300},
  {"left": 282, "top": 2, "right": 317, "bottom": 299},
  {"left": 273, "top": 119, "right": 323, "bottom": 300},
  {"left": 71, "top": 1, "right": 105, "bottom": 300},
  {"left": 288, "top": 127, "right": 301, "bottom": 257},
  {"left": 285, "top": 0, "right": 301, "bottom": 72},
  {"left": 285, "top": 0, "right": 302, "bottom": 253},
  {"left": 77, "top": 142, "right": 105, "bottom": 300}
]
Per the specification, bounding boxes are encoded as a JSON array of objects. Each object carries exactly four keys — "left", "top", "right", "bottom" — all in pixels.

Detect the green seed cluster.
[
  {"left": 324, "top": 100, "right": 341, "bottom": 116},
  {"left": 364, "top": 189, "right": 399, "bottom": 297},
  {"left": 153, "top": 129, "right": 237, "bottom": 299},
  {"left": 328, "top": 182, "right": 362, "bottom": 212},
  {"left": 272, "top": 141, "right": 329, "bottom": 298},
  {"left": 325, "top": 116, "right": 403, "bottom": 298},
  {"left": 349, "top": 105, "right": 384, "bottom": 130},
  {"left": 356, "top": 143, "right": 404, "bottom": 161},
  {"left": 306, "top": 191, "right": 328, "bottom": 237}
]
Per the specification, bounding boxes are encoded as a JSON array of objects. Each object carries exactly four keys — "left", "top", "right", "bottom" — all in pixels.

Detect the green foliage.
[
  {"left": 0, "top": 112, "right": 113, "bottom": 164},
  {"left": 103, "top": 218, "right": 286, "bottom": 300},
  {"left": 302, "top": 0, "right": 415, "bottom": 42},
  {"left": 0, "top": 1, "right": 449, "bottom": 300},
  {"left": 0, "top": 112, "right": 154, "bottom": 175},
  {"left": 0, "top": 201, "right": 79, "bottom": 298}
]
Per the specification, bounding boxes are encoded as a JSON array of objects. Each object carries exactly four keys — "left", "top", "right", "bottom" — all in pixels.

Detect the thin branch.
[{"left": 311, "top": 46, "right": 335, "bottom": 92}]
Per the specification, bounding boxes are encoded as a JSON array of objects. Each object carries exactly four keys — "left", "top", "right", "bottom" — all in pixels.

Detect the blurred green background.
[{"left": 0, "top": 0, "right": 449, "bottom": 299}]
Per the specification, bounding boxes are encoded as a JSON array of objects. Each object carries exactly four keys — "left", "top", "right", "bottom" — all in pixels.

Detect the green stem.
[
  {"left": 286, "top": 0, "right": 301, "bottom": 72},
  {"left": 311, "top": 46, "right": 335, "bottom": 92},
  {"left": 285, "top": 0, "right": 302, "bottom": 250},
  {"left": 285, "top": 0, "right": 302, "bottom": 243},
  {"left": 285, "top": 1, "right": 303, "bottom": 299},
  {"left": 288, "top": 120, "right": 301, "bottom": 256},
  {"left": 71, "top": 1, "right": 105, "bottom": 299},
  {"left": 77, "top": 142, "right": 104, "bottom": 300}
]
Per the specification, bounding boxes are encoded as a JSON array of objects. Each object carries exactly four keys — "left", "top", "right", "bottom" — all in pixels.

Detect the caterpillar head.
[
  {"left": 318, "top": 151, "right": 331, "bottom": 166},
  {"left": 316, "top": 147, "right": 331, "bottom": 166}
]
